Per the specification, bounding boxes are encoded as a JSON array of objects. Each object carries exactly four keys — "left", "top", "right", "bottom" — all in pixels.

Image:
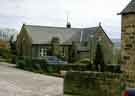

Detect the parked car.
[
  {"left": 46, "top": 56, "right": 68, "bottom": 64},
  {"left": 123, "top": 88, "right": 135, "bottom": 96}
]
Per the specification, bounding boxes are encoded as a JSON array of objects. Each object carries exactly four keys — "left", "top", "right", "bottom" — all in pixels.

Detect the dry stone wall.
[{"left": 64, "top": 71, "right": 125, "bottom": 96}]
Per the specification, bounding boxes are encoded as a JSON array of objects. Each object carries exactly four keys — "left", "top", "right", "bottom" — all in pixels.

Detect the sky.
[{"left": 0, "top": 0, "right": 131, "bottom": 39}]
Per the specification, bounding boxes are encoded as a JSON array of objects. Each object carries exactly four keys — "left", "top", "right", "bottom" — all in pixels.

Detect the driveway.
[{"left": 0, "top": 62, "right": 63, "bottom": 96}]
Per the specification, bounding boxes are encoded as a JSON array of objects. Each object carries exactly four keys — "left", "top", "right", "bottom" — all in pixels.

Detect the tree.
[
  {"left": 17, "top": 27, "right": 32, "bottom": 57},
  {"left": 9, "top": 34, "right": 17, "bottom": 63},
  {"left": 10, "top": 35, "right": 16, "bottom": 54},
  {"left": 94, "top": 43, "right": 105, "bottom": 72},
  {"left": 50, "top": 37, "right": 60, "bottom": 56},
  {"left": 68, "top": 42, "right": 77, "bottom": 63}
]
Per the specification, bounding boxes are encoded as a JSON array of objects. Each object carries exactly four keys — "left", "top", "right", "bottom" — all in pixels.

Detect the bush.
[
  {"left": 24, "top": 57, "right": 33, "bottom": 70},
  {"left": 16, "top": 56, "right": 47, "bottom": 72},
  {"left": 0, "top": 48, "right": 11, "bottom": 59},
  {"left": 36, "top": 64, "right": 43, "bottom": 72},
  {"left": 31, "top": 58, "right": 46, "bottom": 72},
  {"left": 94, "top": 43, "right": 105, "bottom": 72},
  {"left": 32, "top": 58, "right": 46, "bottom": 64},
  {"left": 16, "top": 59, "right": 26, "bottom": 69},
  {"left": 11, "top": 55, "right": 16, "bottom": 64},
  {"left": 47, "top": 66, "right": 55, "bottom": 73},
  {"left": 16, "top": 56, "right": 91, "bottom": 75},
  {"left": 17, "top": 56, "right": 24, "bottom": 60}
]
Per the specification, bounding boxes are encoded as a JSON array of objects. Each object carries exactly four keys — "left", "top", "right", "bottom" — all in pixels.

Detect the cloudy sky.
[{"left": 0, "top": 0, "right": 131, "bottom": 39}]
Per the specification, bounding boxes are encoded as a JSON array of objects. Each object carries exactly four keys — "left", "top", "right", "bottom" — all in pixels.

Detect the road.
[{"left": 0, "top": 62, "right": 63, "bottom": 96}]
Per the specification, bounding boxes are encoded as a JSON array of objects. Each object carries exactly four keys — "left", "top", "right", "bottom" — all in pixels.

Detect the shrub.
[
  {"left": 17, "top": 56, "right": 24, "bottom": 60},
  {"left": 11, "top": 55, "right": 16, "bottom": 64},
  {"left": 16, "top": 56, "right": 47, "bottom": 73},
  {"left": 94, "top": 43, "right": 105, "bottom": 72},
  {"left": 16, "top": 56, "right": 90, "bottom": 75},
  {"left": 32, "top": 58, "right": 46, "bottom": 64},
  {"left": 16, "top": 59, "right": 26, "bottom": 69},
  {"left": 0, "top": 48, "right": 11, "bottom": 59},
  {"left": 24, "top": 57, "right": 33, "bottom": 70},
  {"left": 24, "top": 56, "right": 32, "bottom": 63},
  {"left": 47, "top": 66, "right": 54, "bottom": 73},
  {"left": 32, "top": 63, "right": 44, "bottom": 73}
]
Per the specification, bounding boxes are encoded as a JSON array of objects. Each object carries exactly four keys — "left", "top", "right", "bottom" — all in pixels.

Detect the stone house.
[
  {"left": 16, "top": 23, "right": 113, "bottom": 63},
  {"left": 119, "top": 0, "right": 135, "bottom": 86}
]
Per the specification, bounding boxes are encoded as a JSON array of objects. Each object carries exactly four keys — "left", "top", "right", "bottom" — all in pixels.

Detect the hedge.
[{"left": 16, "top": 56, "right": 91, "bottom": 74}]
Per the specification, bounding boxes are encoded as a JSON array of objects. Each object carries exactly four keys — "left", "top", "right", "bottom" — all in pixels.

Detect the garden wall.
[{"left": 64, "top": 71, "right": 125, "bottom": 96}]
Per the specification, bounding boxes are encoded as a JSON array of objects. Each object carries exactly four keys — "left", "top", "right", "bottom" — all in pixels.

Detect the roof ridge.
[
  {"left": 25, "top": 24, "right": 99, "bottom": 29},
  {"left": 26, "top": 24, "right": 81, "bottom": 29}
]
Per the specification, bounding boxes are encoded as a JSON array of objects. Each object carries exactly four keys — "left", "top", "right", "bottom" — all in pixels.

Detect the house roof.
[
  {"left": 24, "top": 25, "right": 100, "bottom": 44},
  {"left": 82, "top": 27, "right": 101, "bottom": 41},
  {"left": 119, "top": 0, "right": 135, "bottom": 15}
]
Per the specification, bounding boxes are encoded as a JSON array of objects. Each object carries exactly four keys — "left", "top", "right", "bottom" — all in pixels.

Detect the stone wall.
[
  {"left": 121, "top": 14, "right": 135, "bottom": 84},
  {"left": 121, "top": 14, "right": 135, "bottom": 73},
  {"left": 64, "top": 71, "right": 125, "bottom": 96}
]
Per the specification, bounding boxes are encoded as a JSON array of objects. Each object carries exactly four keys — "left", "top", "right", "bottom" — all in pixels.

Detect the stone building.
[
  {"left": 119, "top": 0, "right": 135, "bottom": 86},
  {"left": 16, "top": 23, "right": 113, "bottom": 63}
]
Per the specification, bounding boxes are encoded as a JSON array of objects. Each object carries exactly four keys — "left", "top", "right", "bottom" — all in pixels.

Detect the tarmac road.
[{"left": 0, "top": 62, "right": 63, "bottom": 96}]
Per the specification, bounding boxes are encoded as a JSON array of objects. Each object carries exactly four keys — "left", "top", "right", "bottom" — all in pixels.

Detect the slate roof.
[
  {"left": 24, "top": 25, "right": 100, "bottom": 44},
  {"left": 119, "top": 0, "right": 135, "bottom": 14},
  {"left": 82, "top": 27, "right": 102, "bottom": 41}
]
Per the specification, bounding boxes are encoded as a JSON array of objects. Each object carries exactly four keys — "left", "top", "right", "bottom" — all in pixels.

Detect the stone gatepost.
[{"left": 118, "top": 0, "right": 135, "bottom": 86}]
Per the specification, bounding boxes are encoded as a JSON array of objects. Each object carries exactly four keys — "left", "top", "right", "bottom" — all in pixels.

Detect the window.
[{"left": 39, "top": 47, "right": 48, "bottom": 56}]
